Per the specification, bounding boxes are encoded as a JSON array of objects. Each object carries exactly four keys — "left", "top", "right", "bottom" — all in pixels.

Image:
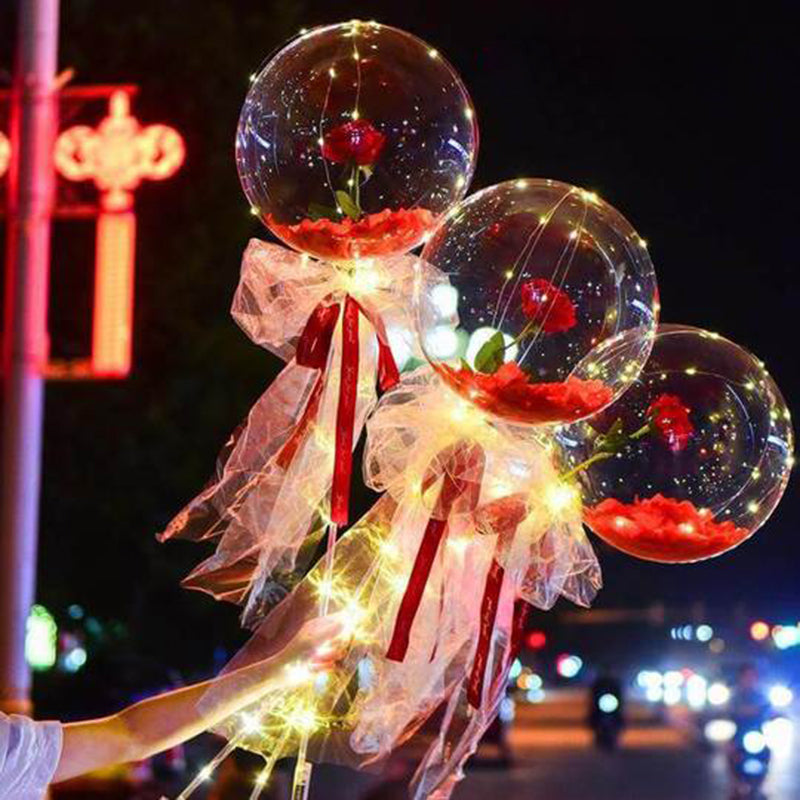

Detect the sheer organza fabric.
[
  {"left": 197, "top": 369, "right": 600, "bottom": 798},
  {"left": 159, "top": 240, "right": 421, "bottom": 623}
]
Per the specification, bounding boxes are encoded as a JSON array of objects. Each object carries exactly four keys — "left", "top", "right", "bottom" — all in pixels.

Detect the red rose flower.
[
  {"left": 440, "top": 362, "right": 612, "bottom": 425},
  {"left": 519, "top": 279, "right": 577, "bottom": 334},
  {"left": 321, "top": 120, "right": 387, "bottom": 165},
  {"left": 647, "top": 393, "right": 693, "bottom": 452},
  {"left": 584, "top": 494, "right": 749, "bottom": 563},
  {"left": 267, "top": 207, "right": 436, "bottom": 261}
]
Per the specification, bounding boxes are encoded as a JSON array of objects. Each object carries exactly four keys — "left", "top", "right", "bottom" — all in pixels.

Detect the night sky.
[{"left": 1, "top": 2, "right": 798, "bottom": 693}]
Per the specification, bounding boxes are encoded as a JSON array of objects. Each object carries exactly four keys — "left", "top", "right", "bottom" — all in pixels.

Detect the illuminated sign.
[
  {"left": 0, "top": 131, "right": 9, "bottom": 177},
  {"left": 1, "top": 87, "right": 185, "bottom": 378}
]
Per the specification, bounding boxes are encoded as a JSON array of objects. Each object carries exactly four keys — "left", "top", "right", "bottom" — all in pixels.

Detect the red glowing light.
[
  {"left": 0, "top": 131, "right": 10, "bottom": 177},
  {"left": 92, "top": 213, "right": 136, "bottom": 377},
  {"left": 525, "top": 630, "right": 547, "bottom": 650},
  {"left": 50, "top": 90, "right": 184, "bottom": 378},
  {"left": 54, "top": 90, "right": 184, "bottom": 211}
]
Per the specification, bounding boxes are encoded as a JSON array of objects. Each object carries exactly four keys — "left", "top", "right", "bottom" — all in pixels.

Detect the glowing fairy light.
[
  {"left": 285, "top": 661, "right": 314, "bottom": 685},
  {"left": 544, "top": 482, "right": 580, "bottom": 515},
  {"left": 198, "top": 766, "right": 213, "bottom": 782},
  {"left": 287, "top": 705, "right": 319, "bottom": 734},
  {"left": 240, "top": 712, "right": 263, "bottom": 736}
]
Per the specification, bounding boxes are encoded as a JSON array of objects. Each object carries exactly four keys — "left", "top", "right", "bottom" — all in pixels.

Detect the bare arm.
[{"left": 53, "top": 615, "right": 342, "bottom": 783}]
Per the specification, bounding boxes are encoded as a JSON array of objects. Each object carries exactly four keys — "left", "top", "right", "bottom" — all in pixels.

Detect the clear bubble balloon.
[
  {"left": 558, "top": 325, "right": 794, "bottom": 563},
  {"left": 415, "top": 179, "right": 659, "bottom": 426},
  {"left": 237, "top": 21, "right": 478, "bottom": 262}
]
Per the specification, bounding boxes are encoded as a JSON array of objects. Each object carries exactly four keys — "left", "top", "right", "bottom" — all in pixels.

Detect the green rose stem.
[
  {"left": 351, "top": 163, "right": 361, "bottom": 212},
  {"left": 561, "top": 419, "right": 653, "bottom": 481},
  {"left": 502, "top": 319, "right": 541, "bottom": 351}
]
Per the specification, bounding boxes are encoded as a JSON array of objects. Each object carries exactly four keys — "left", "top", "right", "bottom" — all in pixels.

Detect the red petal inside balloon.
[
  {"left": 268, "top": 207, "right": 436, "bottom": 261},
  {"left": 440, "top": 362, "right": 613, "bottom": 424},
  {"left": 584, "top": 494, "right": 750, "bottom": 563}
]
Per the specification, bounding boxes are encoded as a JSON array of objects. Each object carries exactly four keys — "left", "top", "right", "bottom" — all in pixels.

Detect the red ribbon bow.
[{"left": 276, "top": 294, "right": 399, "bottom": 527}]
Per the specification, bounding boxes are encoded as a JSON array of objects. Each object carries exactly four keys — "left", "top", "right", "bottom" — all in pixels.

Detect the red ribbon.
[
  {"left": 276, "top": 294, "right": 398, "bottom": 526},
  {"left": 467, "top": 496, "right": 529, "bottom": 709},
  {"left": 467, "top": 559, "right": 505, "bottom": 708},
  {"left": 331, "top": 296, "right": 360, "bottom": 525},
  {"left": 386, "top": 443, "right": 484, "bottom": 662}
]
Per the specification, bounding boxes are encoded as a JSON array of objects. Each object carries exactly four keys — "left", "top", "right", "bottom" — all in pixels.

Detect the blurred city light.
[
  {"left": 498, "top": 697, "right": 515, "bottom": 722},
  {"left": 663, "top": 670, "right": 684, "bottom": 688},
  {"left": 742, "top": 730, "right": 767, "bottom": 755},
  {"left": 686, "top": 674, "right": 708, "bottom": 709},
  {"left": 526, "top": 688, "right": 546, "bottom": 703},
  {"left": 750, "top": 621, "right": 771, "bottom": 641},
  {"left": 663, "top": 686, "right": 682, "bottom": 706},
  {"left": 696, "top": 624, "right": 714, "bottom": 642},
  {"left": 525, "top": 630, "right": 547, "bottom": 650},
  {"left": 707, "top": 682, "right": 731, "bottom": 706},
  {"left": 772, "top": 625, "right": 800, "bottom": 650},
  {"left": 645, "top": 685, "right": 664, "bottom": 703},
  {"left": 637, "top": 670, "right": 662, "bottom": 689},
  {"left": 62, "top": 646, "right": 87, "bottom": 673},
  {"left": 508, "top": 658, "right": 523, "bottom": 680},
  {"left": 763, "top": 717, "right": 794, "bottom": 754},
  {"left": 598, "top": 693, "right": 620, "bottom": 713},
  {"left": 704, "top": 719, "right": 737, "bottom": 743},
  {"left": 742, "top": 758, "right": 766, "bottom": 776},
  {"left": 25, "top": 605, "right": 57, "bottom": 671},
  {"left": 556, "top": 654, "right": 583, "bottom": 679},
  {"left": 768, "top": 684, "right": 794, "bottom": 708}
]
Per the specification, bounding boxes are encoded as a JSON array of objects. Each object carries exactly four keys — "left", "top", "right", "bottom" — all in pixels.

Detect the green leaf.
[
  {"left": 360, "top": 164, "right": 374, "bottom": 180},
  {"left": 473, "top": 331, "right": 506, "bottom": 374},
  {"left": 335, "top": 190, "right": 361, "bottom": 220},
  {"left": 307, "top": 202, "right": 341, "bottom": 221},
  {"left": 459, "top": 357, "right": 473, "bottom": 373},
  {"left": 593, "top": 417, "right": 627, "bottom": 454}
]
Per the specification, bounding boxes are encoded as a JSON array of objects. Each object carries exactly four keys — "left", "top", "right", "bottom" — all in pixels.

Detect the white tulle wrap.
[
  {"left": 196, "top": 368, "right": 600, "bottom": 798},
  {"left": 159, "top": 240, "right": 421, "bottom": 622}
]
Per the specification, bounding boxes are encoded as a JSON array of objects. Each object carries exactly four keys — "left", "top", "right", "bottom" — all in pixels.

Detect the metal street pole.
[{"left": 0, "top": 0, "right": 60, "bottom": 715}]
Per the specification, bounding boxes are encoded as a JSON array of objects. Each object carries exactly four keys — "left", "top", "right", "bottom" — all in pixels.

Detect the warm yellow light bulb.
[{"left": 544, "top": 482, "right": 580, "bottom": 515}]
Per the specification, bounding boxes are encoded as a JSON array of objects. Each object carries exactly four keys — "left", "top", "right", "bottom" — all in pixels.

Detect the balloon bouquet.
[{"left": 161, "top": 20, "right": 794, "bottom": 800}]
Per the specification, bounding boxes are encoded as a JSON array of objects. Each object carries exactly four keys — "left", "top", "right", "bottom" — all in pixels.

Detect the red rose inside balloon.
[
  {"left": 520, "top": 279, "right": 578, "bottom": 334},
  {"left": 647, "top": 393, "right": 694, "bottom": 453},
  {"left": 321, "top": 120, "right": 386, "bottom": 166}
]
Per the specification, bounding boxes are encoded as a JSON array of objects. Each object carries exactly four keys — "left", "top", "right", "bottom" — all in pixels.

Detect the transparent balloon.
[
  {"left": 558, "top": 325, "right": 794, "bottom": 563},
  {"left": 415, "top": 179, "right": 659, "bottom": 426},
  {"left": 237, "top": 21, "right": 478, "bottom": 262}
]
